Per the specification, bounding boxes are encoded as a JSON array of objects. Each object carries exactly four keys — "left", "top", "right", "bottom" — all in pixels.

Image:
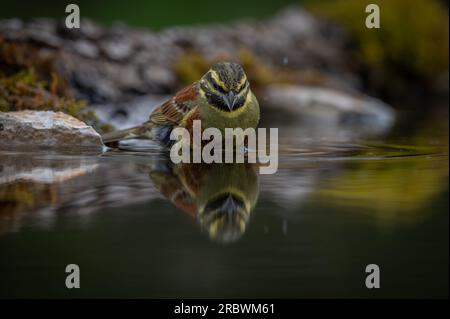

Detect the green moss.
[
  {"left": 99, "top": 123, "right": 114, "bottom": 133},
  {"left": 306, "top": 0, "right": 449, "bottom": 79},
  {"left": 0, "top": 69, "right": 101, "bottom": 127},
  {"left": 174, "top": 51, "right": 210, "bottom": 85},
  {"left": 0, "top": 38, "right": 111, "bottom": 133}
]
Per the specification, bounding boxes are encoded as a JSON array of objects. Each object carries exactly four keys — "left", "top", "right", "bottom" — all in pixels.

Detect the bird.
[
  {"left": 148, "top": 158, "right": 259, "bottom": 243},
  {"left": 101, "top": 62, "right": 260, "bottom": 148}
]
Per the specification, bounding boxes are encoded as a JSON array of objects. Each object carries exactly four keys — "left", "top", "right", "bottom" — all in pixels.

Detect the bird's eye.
[
  {"left": 205, "top": 72, "right": 228, "bottom": 94},
  {"left": 211, "top": 80, "right": 227, "bottom": 94}
]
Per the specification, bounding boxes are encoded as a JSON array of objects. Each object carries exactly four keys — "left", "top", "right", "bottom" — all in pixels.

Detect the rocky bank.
[{"left": 0, "top": 7, "right": 397, "bottom": 149}]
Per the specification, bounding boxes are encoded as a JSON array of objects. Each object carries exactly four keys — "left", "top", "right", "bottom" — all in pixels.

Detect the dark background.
[{"left": 2, "top": 0, "right": 299, "bottom": 29}]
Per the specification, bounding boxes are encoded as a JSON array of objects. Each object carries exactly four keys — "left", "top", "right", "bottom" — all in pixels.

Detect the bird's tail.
[{"left": 101, "top": 125, "right": 147, "bottom": 147}]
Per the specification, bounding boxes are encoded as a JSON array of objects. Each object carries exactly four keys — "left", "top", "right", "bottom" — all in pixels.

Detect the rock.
[
  {"left": 0, "top": 18, "right": 23, "bottom": 32},
  {"left": 141, "top": 65, "right": 177, "bottom": 92},
  {"left": 0, "top": 7, "right": 395, "bottom": 139},
  {"left": 0, "top": 111, "right": 103, "bottom": 152},
  {"left": 263, "top": 84, "right": 395, "bottom": 136},
  {"left": 93, "top": 94, "right": 168, "bottom": 129},
  {"left": 100, "top": 38, "right": 133, "bottom": 61},
  {"left": 92, "top": 83, "right": 396, "bottom": 147},
  {"left": 71, "top": 39, "right": 99, "bottom": 58},
  {"left": 0, "top": 7, "right": 356, "bottom": 104}
]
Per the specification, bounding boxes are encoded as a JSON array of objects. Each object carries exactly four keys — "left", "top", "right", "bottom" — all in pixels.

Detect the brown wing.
[
  {"left": 150, "top": 170, "right": 197, "bottom": 218},
  {"left": 149, "top": 82, "right": 200, "bottom": 126}
]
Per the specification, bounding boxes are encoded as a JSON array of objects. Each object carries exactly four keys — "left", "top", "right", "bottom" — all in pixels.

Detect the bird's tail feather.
[{"left": 101, "top": 125, "right": 147, "bottom": 147}]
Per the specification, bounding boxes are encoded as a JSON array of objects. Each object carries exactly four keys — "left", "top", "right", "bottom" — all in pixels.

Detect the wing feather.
[{"left": 149, "top": 82, "right": 199, "bottom": 126}]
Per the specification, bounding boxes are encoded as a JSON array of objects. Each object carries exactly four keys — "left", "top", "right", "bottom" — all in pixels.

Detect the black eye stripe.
[
  {"left": 206, "top": 73, "right": 227, "bottom": 94},
  {"left": 200, "top": 81, "right": 210, "bottom": 94},
  {"left": 233, "top": 95, "right": 245, "bottom": 109},
  {"left": 204, "top": 91, "right": 247, "bottom": 112},
  {"left": 212, "top": 81, "right": 227, "bottom": 94},
  {"left": 208, "top": 93, "right": 228, "bottom": 111}
]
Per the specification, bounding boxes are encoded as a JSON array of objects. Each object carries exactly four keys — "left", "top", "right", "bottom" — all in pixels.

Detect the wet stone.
[{"left": 0, "top": 111, "right": 103, "bottom": 152}]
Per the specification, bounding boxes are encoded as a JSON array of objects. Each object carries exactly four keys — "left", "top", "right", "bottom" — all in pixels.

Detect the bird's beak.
[
  {"left": 224, "top": 91, "right": 237, "bottom": 111},
  {"left": 222, "top": 194, "right": 238, "bottom": 215}
]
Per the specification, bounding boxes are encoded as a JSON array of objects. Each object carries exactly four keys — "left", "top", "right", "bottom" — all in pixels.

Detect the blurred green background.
[{"left": 1, "top": 0, "right": 299, "bottom": 29}]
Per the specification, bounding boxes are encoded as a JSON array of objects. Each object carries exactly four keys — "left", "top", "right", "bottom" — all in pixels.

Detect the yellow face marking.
[
  {"left": 236, "top": 75, "right": 247, "bottom": 91},
  {"left": 200, "top": 80, "right": 222, "bottom": 101},
  {"left": 210, "top": 70, "right": 228, "bottom": 91},
  {"left": 199, "top": 83, "right": 206, "bottom": 98}
]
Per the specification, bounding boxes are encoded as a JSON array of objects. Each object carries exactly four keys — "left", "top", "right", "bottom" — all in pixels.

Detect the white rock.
[{"left": 0, "top": 111, "right": 103, "bottom": 151}]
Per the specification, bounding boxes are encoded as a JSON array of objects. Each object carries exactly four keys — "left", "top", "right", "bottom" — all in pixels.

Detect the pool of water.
[{"left": 0, "top": 113, "right": 448, "bottom": 298}]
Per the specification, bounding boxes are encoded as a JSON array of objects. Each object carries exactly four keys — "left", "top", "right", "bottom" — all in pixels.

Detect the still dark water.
[{"left": 0, "top": 113, "right": 448, "bottom": 298}]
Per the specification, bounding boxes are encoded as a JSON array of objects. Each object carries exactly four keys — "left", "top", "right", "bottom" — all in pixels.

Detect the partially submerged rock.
[
  {"left": 263, "top": 85, "right": 395, "bottom": 135},
  {"left": 0, "top": 111, "right": 103, "bottom": 151}
]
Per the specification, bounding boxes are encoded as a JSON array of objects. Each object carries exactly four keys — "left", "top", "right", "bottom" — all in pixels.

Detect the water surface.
[{"left": 0, "top": 114, "right": 448, "bottom": 298}]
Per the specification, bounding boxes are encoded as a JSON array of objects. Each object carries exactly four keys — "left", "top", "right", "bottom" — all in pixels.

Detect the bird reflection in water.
[{"left": 149, "top": 158, "right": 259, "bottom": 243}]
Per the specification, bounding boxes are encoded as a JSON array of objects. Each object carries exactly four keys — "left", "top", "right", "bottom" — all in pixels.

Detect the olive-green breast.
[{"left": 199, "top": 92, "right": 260, "bottom": 132}]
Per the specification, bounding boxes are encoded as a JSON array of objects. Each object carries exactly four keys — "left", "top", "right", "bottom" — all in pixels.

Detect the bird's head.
[
  {"left": 199, "top": 193, "right": 250, "bottom": 244},
  {"left": 199, "top": 62, "right": 251, "bottom": 112}
]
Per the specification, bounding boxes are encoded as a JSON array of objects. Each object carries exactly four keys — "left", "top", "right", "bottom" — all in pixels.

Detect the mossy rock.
[{"left": 0, "top": 38, "right": 111, "bottom": 133}]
